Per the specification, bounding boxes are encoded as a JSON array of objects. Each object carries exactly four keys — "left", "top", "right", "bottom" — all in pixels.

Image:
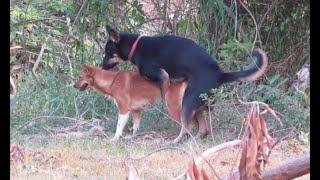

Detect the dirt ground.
[{"left": 10, "top": 130, "right": 309, "bottom": 180}]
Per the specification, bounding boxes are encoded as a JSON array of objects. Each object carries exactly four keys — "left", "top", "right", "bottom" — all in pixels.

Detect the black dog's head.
[{"left": 101, "top": 25, "right": 124, "bottom": 70}]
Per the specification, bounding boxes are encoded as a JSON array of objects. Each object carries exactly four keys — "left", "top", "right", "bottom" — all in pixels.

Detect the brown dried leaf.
[
  {"left": 187, "top": 158, "right": 209, "bottom": 180},
  {"left": 127, "top": 162, "right": 140, "bottom": 180},
  {"left": 239, "top": 103, "right": 264, "bottom": 180}
]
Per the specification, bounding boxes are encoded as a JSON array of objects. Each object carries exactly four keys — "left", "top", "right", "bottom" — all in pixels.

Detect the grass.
[{"left": 10, "top": 133, "right": 309, "bottom": 179}]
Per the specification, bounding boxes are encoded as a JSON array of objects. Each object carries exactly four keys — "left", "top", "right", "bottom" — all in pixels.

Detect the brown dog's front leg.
[{"left": 111, "top": 112, "right": 130, "bottom": 142}]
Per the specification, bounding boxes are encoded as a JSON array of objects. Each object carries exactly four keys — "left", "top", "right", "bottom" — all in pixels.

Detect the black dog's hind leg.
[
  {"left": 140, "top": 66, "right": 170, "bottom": 99},
  {"left": 173, "top": 83, "right": 203, "bottom": 143}
]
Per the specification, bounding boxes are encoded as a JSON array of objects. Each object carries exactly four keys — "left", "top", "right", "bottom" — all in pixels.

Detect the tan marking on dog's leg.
[
  {"left": 159, "top": 68, "right": 170, "bottom": 99},
  {"left": 173, "top": 105, "right": 197, "bottom": 143},
  {"left": 112, "top": 112, "right": 130, "bottom": 141},
  {"left": 132, "top": 110, "right": 142, "bottom": 136},
  {"left": 195, "top": 109, "right": 209, "bottom": 138}
]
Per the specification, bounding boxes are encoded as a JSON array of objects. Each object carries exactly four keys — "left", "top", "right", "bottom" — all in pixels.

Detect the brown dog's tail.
[{"left": 219, "top": 48, "right": 268, "bottom": 84}]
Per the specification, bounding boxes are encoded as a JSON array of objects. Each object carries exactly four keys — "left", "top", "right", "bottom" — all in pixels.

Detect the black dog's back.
[{"left": 131, "top": 35, "right": 223, "bottom": 84}]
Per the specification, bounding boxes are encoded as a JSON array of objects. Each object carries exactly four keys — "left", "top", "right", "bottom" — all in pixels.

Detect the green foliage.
[
  {"left": 218, "top": 39, "right": 253, "bottom": 70},
  {"left": 44, "top": 1, "right": 70, "bottom": 13},
  {"left": 10, "top": 0, "right": 309, "bottom": 138}
]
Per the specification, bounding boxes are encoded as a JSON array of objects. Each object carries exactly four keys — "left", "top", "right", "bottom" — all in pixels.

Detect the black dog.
[{"left": 101, "top": 25, "right": 268, "bottom": 143}]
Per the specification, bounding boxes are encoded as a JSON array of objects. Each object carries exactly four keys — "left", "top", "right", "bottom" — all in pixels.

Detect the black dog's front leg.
[{"left": 140, "top": 66, "right": 170, "bottom": 99}]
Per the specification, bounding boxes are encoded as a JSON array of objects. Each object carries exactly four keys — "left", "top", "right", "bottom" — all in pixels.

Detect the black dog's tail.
[{"left": 220, "top": 48, "right": 268, "bottom": 83}]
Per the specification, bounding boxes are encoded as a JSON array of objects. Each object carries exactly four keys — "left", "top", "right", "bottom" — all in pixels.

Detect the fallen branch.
[
  {"left": 224, "top": 153, "right": 310, "bottom": 180},
  {"left": 11, "top": 115, "right": 82, "bottom": 137},
  {"left": 173, "top": 140, "right": 243, "bottom": 180},
  {"left": 11, "top": 115, "right": 109, "bottom": 138},
  {"left": 195, "top": 140, "right": 242, "bottom": 166}
]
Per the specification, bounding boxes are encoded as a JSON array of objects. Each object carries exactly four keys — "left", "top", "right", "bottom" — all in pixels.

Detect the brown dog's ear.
[
  {"left": 106, "top": 25, "right": 120, "bottom": 43},
  {"left": 82, "top": 65, "right": 92, "bottom": 75}
]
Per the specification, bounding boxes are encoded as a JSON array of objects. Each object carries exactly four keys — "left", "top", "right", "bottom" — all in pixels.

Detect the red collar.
[{"left": 128, "top": 35, "right": 143, "bottom": 61}]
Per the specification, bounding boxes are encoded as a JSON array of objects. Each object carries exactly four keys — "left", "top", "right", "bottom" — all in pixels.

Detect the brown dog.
[{"left": 74, "top": 65, "right": 209, "bottom": 141}]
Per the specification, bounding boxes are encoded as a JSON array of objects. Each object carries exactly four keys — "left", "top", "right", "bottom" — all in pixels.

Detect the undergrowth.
[{"left": 10, "top": 0, "right": 309, "bottom": 143}]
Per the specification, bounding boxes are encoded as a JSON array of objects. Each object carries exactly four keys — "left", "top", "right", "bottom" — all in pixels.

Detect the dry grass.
[{"left": 10, "top": 134, "right": 309, "bottom": 180}]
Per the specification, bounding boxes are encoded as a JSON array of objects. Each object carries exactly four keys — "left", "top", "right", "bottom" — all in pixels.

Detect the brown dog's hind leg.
[
  {"left": 159, "top": 68, "right": 170, "bottom": 99},
  {"left": 195, "top": 108, "right": 210, "bottom": 138},
  {"left": 132, "top": 110, "right": 142, "bottom": 136}
]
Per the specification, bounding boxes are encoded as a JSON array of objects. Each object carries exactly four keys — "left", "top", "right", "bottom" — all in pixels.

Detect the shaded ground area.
[{"left": 11, "top": 133, "right": 309, "bottom": 180}]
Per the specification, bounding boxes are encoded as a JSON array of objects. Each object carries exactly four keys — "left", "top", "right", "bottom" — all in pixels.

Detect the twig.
[
  {"left": 207, "top": 105, "right": 215, "bottom": 143},
  {"left": 36, "top": 155, "right": 58, "bottom": 168},
  {"left": 32, "top": 42, "right": 47, "bottom": 77},
  {"left": 268, "top": 128, "right": 296, "bottom": 157},
  {"left": 258, "top": 2, "right": 276, "bottom": 27},
  {"left": 10, "top": 76, "right": 17, "bottom": 97},
  {"left": 195, "top": 140, "right": 242, "bottom": 166},
  {"left": 234, "top": 0, "right": 238, "bottom": 39},
  {"left": 11, "top": 115, "right": 109, "bottom": 138},
  {"left": 57, "top": 0, "right": 87, "bottom": 65},
  {"left": 229, "top": 97, "right": 246, "bottom": 139},
  {"left": 21, "top": 0, "right": 32, "bottom": 54},
  {"left": 229, "top": 97, "right": 251, "bottom": 175},
  {"left": 12, "top": 18, "right": 67, "bottom": 27},
  {"left": 53, "top": 121, "right": 87, "bottom": 133},
  {"left": 123, "top": 0, "right": 146, "bottom": 16},
  {"left": 147, "top": 103, "right": 200, "bottom": 149},
  {"left": 74, "top": 97, "right": 79, "bottom": 118},
  {"left": 133, "top": 17, "right": 163, "bottom": 29},
  {"left": 195, "top": 150, "right": 223, "bottom": 180},
  {"left": 129, "top": 147, "right": 191, "bottom": 161},
  {"left": 10, "top": 45, "right": 23, "bottom": 51},
  {"left": 11, "top": 115, "right": 82, "bottom": 137},
  {"left": 237, "top": 99, "right": 282, "bottom": 125},
  {"left": 66, "top": 53, "right": 74, "bottom": 81},
  {"left": 238, "top": 0, "right": 259, "bottom": 50}
]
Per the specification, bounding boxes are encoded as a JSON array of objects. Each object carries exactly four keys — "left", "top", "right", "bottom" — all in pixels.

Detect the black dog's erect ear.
[{"left": 106, "top": 25, "right": 120, "bottom": 43}]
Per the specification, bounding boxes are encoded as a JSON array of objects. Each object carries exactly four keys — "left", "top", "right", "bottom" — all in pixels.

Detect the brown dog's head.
[{"left": 74, "top": 65, "right": 95, "bottom": 91}]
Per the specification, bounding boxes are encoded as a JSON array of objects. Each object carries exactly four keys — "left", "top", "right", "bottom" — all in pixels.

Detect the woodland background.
[{"left": 10, "top": 0, "right": 309, "bottom": 179}]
